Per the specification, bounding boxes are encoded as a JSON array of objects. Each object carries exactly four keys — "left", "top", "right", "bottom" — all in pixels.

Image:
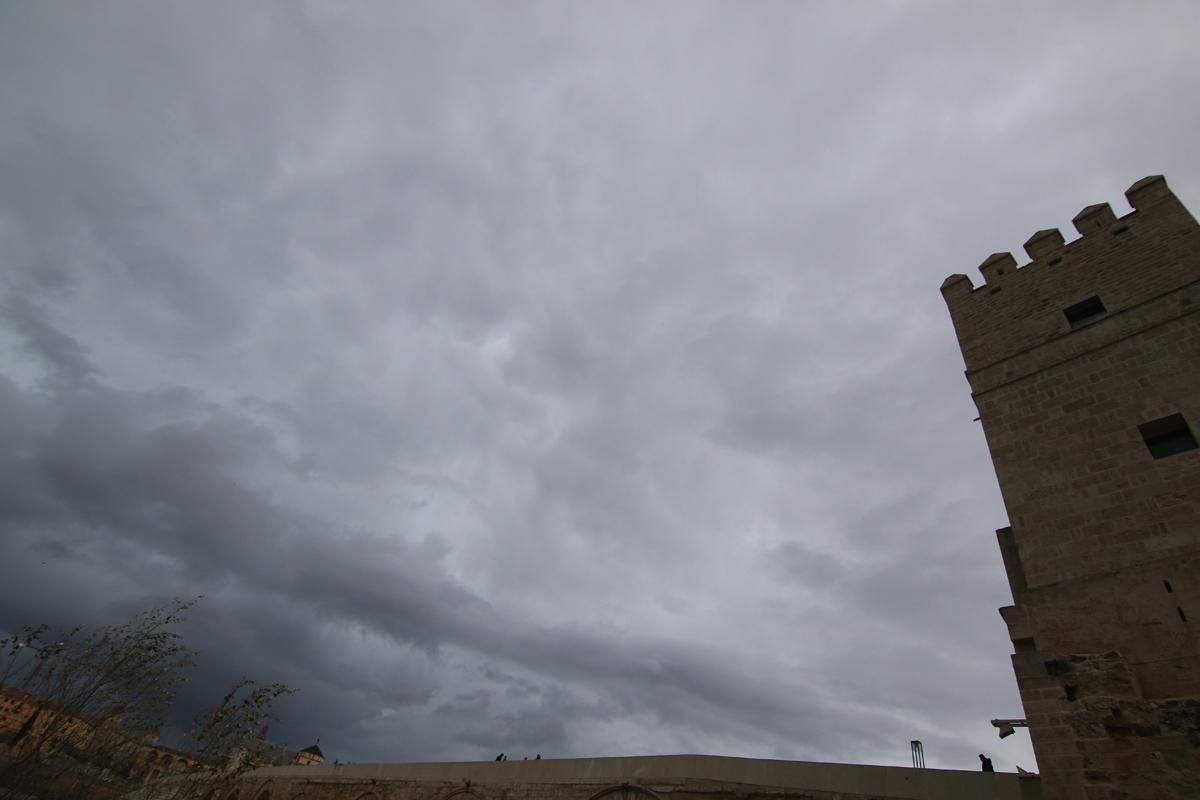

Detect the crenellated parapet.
[
  {"left": 941, "top": 175, "right": 1200, "bottom": 381},
  {"left": 941, "top": 174, "right": 1200, "bottom": 800}
]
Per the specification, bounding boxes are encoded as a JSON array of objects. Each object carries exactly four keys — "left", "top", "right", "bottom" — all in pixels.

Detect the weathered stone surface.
[
  {"left": 942, "top": 176, "right": 1200, "bottom": 799},
  {"left": 132, "top": 755, "right": 1040, "bottom": 800}
]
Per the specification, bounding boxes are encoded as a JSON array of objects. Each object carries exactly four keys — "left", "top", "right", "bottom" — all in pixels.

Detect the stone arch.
[
  {"left": 587, "top": 784, "right": 664, "bottom": 800},
  {"left": 437, "top": 788, "right": 483, "bottom": 800}
]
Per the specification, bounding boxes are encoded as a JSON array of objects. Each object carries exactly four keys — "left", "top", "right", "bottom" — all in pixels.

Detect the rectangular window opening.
[
  {"left": 1064, "top": 295, "right": 1107, "bottom": 329},
  {"left": 1139, "top": 414, "right": 1199, "bottom": 460}
]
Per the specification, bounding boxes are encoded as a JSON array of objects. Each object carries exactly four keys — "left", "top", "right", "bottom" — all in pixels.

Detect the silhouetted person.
[
  {"left": 495, "top": 754, "right": 504, "bottom": 762},
  {"left": 535, "top": 754, "right": 541, "bottom": 760},
  {"left": 979, "top": 754, "right": 993, "bottom": 772}
]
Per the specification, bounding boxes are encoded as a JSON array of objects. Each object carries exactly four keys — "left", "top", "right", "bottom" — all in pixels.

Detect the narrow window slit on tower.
[
  {"left": 1178, "top": 607, "right": 1188, "bottom": 623},
  {"left": 1164, "top": 580, "right": 1174, "bottom": 593},
  {"left": 1063, "top": 295, "right": 1107, "bottom": 329},
  {"left": 1139, "top": 414, "right": 1198, "bottom": 459}
]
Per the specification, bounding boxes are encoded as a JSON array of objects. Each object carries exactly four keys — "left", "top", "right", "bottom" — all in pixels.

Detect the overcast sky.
[{"left": 2, "top": 0, "right": 1198, "bottom": 775}]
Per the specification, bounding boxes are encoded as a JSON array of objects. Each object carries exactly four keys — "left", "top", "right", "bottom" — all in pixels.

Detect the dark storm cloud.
[
  {"left": 2, "top": 0, "right": 1199, "bottom": 775},
  {"left": 0, "top": 302, "right": 896, "bottom": 762}
]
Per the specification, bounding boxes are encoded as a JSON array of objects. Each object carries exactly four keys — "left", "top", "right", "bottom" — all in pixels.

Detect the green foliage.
[
  {"left": 0, "top": 599, "right": 296, "bottom": 800},
  {"left": 189, "top": 679, "right": 296, "bottom": 766},
  {"left": 1, "top": 600, "right": 199, "bottom": 736}
]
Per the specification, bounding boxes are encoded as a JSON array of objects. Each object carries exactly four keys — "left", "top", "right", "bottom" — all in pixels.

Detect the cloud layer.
[{"left": 3, "top": 0, "right": 1199, "bottom": 773}]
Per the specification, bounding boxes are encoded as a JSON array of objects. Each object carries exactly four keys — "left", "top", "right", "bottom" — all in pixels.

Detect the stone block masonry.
[
  {"left": 132, "top": 754, "right": 1038, "bottom": 800},
  {"left": 942, "top": 175, "right": 1200, "bottom": 799}
]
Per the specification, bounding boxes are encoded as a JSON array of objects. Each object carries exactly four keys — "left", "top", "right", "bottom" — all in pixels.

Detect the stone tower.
[{"left": 941, "top": 175, "right": 1200, "bottom": 799}]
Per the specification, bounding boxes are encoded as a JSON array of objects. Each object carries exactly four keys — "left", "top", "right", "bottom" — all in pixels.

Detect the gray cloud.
[{"left": 3, "top": 0, "right": 1199, "bottom": 775}]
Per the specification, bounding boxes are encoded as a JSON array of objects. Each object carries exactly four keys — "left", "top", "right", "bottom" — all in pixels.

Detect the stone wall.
[{"left": 139, "top": 755, "right": 1037, "bottom": 800}]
